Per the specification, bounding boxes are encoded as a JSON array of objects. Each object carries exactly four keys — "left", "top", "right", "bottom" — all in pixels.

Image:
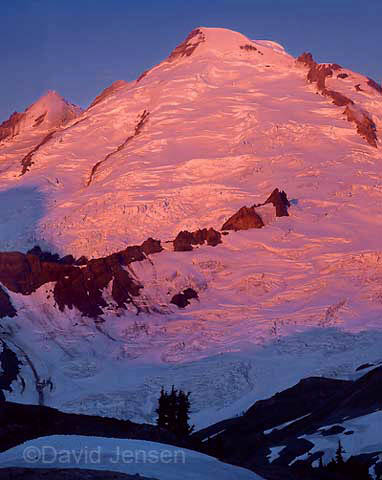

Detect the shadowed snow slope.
[
  {"left": 0, "top": 436, "right": 264, "bottom": 480},
  {"left": 0, "top": 27, "right": 382, "bottom": 430}
]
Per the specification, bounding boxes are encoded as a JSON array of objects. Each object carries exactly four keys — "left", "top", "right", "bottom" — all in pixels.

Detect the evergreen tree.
[
  {"left": 316, "top": 448, "right": 372, "bottom": 480},
  {"left": 156, "top": 387, "right": 170, "bottom": 430},
  {"left": 155, "top": 386, "right": 194, "bottom": 438},
  {"left": 335, "top": 440, "right": 345, "bottom": 465},
  {"left": 168, "top": 385, "right": 178, "bottom": 435},
  {"left": 176, "top": 389, "right": 194, "bottom": 437}
]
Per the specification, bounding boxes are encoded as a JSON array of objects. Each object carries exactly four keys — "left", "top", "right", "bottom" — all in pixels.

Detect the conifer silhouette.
[{"left": 156, "top": 386, "right": 194, "bottom": 438}]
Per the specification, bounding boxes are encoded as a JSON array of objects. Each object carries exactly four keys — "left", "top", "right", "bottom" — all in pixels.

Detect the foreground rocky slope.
[
  {"left": 0, "top": 401, "right": 180, "bottom": 453},
  {"left": 194, "top": 365, "right": 382, "bottom": 479},
  {"left": 1, "top": 366, "right": 381, "bottom": 479}
]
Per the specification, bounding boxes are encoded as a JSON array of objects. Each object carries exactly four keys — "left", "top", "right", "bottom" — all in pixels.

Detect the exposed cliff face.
[
  {"left": 20, "top": 130, "right": 56, "bottom": 175},
  {"left": 297, "top": 52, "right": 378, "bottom": 147},
  {"left": 194, "top": 368, "right": 382, "bottom": 478},
  {"left": 297, "top": 52, "right": 337, "bottom": 91},
  {"left": 0, "top": 238, "right": 162, "bottom": 318},
  {"left": 170, "top": 288, "right": 199, "bottom": 308},
  {"left": 173, "top": 228, "right": 222, "bottom": 252},
  {"left": 367, "top": 77, "right": 382, "bottom": 95},
  {"left": 343, "top": 105, "right": 378, "bottom": 148},
  {"left": 0, "top": 287, "right": 17, "bottom": 319},
  {"left": 86, "top": 109, "right": 150, "bottom": 186},
  {"left": 0, "top": 190, "right": 285, "bottom": 319},
  {"left": 167, "top": 28, "right": 206, "bottom": 62},
  {"left": 0, "top": 91, "right": 81, "bottom": 144},
  {"left": 221, "top": 206, "right": 264, "bottom": 231},
  {"left": 255, "top": 188, "right": 290, "bottom": 217},
  {"left": 221, "top": 188, "right": 290, "bottom": 231},
  {"left": 0, "top": 112, "right": 25, "bottom": 142}
]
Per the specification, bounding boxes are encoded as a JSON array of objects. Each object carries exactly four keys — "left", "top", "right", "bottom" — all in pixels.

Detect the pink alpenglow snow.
[{"left": 0, "top": 28, "right": 381, "bottom": 467}]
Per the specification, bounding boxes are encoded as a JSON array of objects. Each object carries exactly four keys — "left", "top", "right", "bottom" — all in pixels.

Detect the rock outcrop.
[
  {"left": 0, "top": 238, "right": 162, "bottom": 318},
  {"left": 343, "top": 105, "right": 378, "bottom": 148},
  {"left": 221, "top": 188, "right": 290, "bottom": 231},
  {"left": 20, "top": 130, "right": 56, "bottom": 175},
  {"left": 297, "top": 52, "right": 378, "bottom": 147},
  {"left": 297, "top": 52, "right": 338, "bottom": 91},
  {"left": 0, "top": 189, "right": 287, "bottom": 318},
  {"left": 325, "top": 90, "right": 353, "bottom": 107},
  {"left": 221, "top": 206, "right": 264, "bottom": 231},
  {"left": 170, "top": 288, "right": 198, "bottom": 308},
  {"left": 297, "top": 52, "right": 352, "bottom": 105},
  {"left": 1, "top": 91, "right": 81, "bottom": 146},
  {"left": 367, "top": 77, "right": 382, "bottom": 94},
  {"left": 173, "top": 228, "right": 221, "bottom": 252},
  {"left": 193, "top": 367, "right": 382, "bottom": 479},
  {"left": 140, "top": 237, "right": 163, "bottom": 255},
  {"left": 0, "top": 287, "right": 17, "bottom": 319},
  {"left": 87, "top": 109, "right": 150, "bottom": 186},
  {"left": 168, "top": 28, "right": 205, "bottom": 62},
  {"left": 255, "top": 188, "right": 290, "bottom": 217},
  {"left": 297, "top": 52, "right": 376, "bottom": 148},
  {"left": 0, "top": 112, "right": 25, "bottom": 142}
]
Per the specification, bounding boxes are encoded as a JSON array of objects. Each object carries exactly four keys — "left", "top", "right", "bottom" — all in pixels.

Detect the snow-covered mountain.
[
  {"left": 0, "top": 90, "right": 81, "bottom": 142},
  {"left": 1, "top": 26, "right": 382, "bottom": 441},
  {"left": 0, "top": 90, "right": 82, "bottom": 176},
  {"left": 0, "top": 27, "right": 380, "bottom": 256}
]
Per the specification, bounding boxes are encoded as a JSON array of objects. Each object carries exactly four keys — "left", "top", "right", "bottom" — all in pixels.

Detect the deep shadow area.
[
  {"left": 0, "top": 186, "right": 48, "bottom": 252},
  {"left": 0, "top": 468, "right": 157, "bottom": 480},
  {"left": 0, "top": 401, "right": 186, "bottom": 453}
]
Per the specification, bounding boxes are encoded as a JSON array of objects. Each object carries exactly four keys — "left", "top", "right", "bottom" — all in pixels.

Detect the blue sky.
[{"left": 1, "top": 0, "right": 381, "bottom": 120}]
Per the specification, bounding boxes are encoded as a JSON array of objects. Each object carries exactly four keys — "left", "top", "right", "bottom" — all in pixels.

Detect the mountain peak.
[
  {"left": 41, "top": 89, "right": 61, "bottom": 98},
  {"left": 167, "top": 26, "right": 288, "bottom": 62},
  {"left": 0, "top": 90, "right": 81, "bottom": 142},
  {"left": 31, "top": 89, "right": 79, "bottom": 113}
]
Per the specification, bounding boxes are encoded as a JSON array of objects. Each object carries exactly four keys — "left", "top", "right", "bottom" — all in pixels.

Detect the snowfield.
[
  {"left": 0, "top": 436, "right": 264, "bottom": 479},
  {"left": 1, "top": 27, "right": 382, "bottom": 431},
  {"left": 298, "top": 411, "right": 382, "bottom": 464}
]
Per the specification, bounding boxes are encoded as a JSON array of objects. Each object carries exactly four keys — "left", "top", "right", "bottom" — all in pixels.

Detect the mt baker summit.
[
  {"left": 0, "top": 27, "right": 380, "bottom": 257},
  {"left": 0, "top": 27, "right": 382, "bottom": 430}
]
